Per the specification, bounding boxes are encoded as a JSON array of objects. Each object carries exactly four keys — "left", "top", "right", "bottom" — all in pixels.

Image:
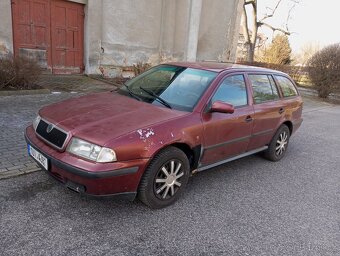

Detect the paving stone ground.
[{"left": 0, "top": 75, "right": 115, "bottom": 179}]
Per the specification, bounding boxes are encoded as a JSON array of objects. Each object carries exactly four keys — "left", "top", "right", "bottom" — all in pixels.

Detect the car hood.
[{"left": 39, "top": 92, "right": 188, "bottom": 146}]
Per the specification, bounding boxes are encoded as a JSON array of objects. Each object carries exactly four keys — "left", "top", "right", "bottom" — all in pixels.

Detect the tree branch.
[
  {"left": 255, "top": 38, "right": 268, "bottom": 49},
  {"left": 260, "top": 0, "right": 282, "bottom": 22},
  {"left": 258, "top": 22, "right": 291, "bottom": 35},
  {"left": 285, "top": 3, "right": 296, "bottom": 31}
]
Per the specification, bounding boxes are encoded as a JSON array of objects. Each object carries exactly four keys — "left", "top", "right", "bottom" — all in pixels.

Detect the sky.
[{"left": 256, "top": 0, "right": 340, "bottom": 53}]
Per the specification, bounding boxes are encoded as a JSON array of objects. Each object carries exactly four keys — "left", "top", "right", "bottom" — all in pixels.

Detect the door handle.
[
  {"left": 279, "top": 108, "right": 284, "bottom": 114},
  {"left": 245, "top": 115, "right": 253, "bottom": 123}
]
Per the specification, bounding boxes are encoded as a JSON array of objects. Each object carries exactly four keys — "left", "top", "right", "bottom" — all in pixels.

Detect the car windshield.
[{"left": 116, "top": 65, "right": 217, "bottom": 112}]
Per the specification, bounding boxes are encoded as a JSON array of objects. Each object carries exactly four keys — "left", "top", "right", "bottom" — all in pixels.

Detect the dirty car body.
[{"left": 25, "top": 62, "right": 303, "bottom": 208}]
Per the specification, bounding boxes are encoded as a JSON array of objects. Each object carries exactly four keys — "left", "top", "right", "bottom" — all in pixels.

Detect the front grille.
[{"left": 36, "top": 119, "right": 68, "bottom": 149}]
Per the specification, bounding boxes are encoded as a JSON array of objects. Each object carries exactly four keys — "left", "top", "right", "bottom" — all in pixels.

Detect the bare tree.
[
  {"left": 292, "top": 42, "right": 320, "bottom": 66},
  {"left": 241, "top": 0, "right": 298, "bottom": 62}
]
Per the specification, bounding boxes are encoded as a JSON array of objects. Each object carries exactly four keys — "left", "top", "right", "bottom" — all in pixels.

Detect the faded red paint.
[
  {"left": 12, "top": 0, "right": 52, "bottom": 68},
  {"left": 51, "top": 0, "right": 84, "bottom": 74},
  {"left": 25, "top": 63, "right": 303, "bottom": 198},
  {"left": 11, "top": 0, "right": 84, "bottom": 74}
]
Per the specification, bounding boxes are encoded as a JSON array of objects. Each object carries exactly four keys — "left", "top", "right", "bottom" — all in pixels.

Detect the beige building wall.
[
  {"left": 101, "top": 0, "right": 163, "bottom": 66},
  {"left": 0, "top": 1, "right": 13, "bottom": 56},
  {"left": 92, "top": 0, "right": 243, "bottom": 76},
  {"left": 198, "top": 0, "right": 243, "bottom": 61}
]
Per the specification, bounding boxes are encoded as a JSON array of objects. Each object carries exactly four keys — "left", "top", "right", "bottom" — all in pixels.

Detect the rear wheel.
[
  {"left": 138, "top": 147, "right": 190, "bottom": 209},
  {"left": 263, "top": 124, "right": 290, "bottom": 162}
]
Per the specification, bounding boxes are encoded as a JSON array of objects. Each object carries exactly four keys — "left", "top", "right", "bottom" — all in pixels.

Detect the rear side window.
[
  {"left": 249, "top": 74, "right": 279, "bottom": 104},
  {"left": 275, "top": 75, "right": 298, "bottom": 97},
  {"left": 211, "top": 75, "right": 248, "bottom": 107}
]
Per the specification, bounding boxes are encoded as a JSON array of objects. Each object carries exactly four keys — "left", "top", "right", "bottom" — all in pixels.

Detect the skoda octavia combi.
[{"left": 25, "top": 62, "right": 303, "bottom": 208}]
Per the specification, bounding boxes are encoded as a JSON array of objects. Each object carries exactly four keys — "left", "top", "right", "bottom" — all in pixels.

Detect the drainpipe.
[{"left": 186, "top": 0, "right": 202, "bottom": 62}]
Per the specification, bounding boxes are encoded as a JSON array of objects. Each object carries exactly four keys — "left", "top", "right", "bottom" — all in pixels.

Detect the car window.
[
  {"left": 275, "top": 75, "right": 298, "bottom": 97},
  {"left": 211, "top": 75, "right": 248, "bottom": 107},
  {"left": 249, "top": 74, "right": 279, "bottom": 104},
  {"left": 118, "top": 65, "right": 217, "bottom": 112}
]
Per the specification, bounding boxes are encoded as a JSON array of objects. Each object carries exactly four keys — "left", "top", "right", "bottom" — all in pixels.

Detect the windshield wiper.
[
  {"left": 123, "top": 83, "right": 142, "bottom": 101},
  {"left": 139, "top": 86, "right": 172, "bottom": 109}
]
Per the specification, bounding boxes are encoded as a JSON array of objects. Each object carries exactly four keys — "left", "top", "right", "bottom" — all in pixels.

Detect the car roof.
[{"left": 167, "top": 61, "right": 286, "bottom": 75}]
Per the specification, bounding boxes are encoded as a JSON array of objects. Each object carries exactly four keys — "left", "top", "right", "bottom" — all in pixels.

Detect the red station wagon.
[{"left": 25, "top": 62, "right": 303, "bottom": 208}]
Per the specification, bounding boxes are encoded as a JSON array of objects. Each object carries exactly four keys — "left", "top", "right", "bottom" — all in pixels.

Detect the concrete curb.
[
  {"left": 0, "top": 167, "right": 41, "bottom": 180},
  {"left": 0, "top": 89, "right": 50, "bottom": 96}
]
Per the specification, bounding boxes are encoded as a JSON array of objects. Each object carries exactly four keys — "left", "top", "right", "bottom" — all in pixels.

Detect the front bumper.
[{"left": 25, "top": 126, "right": 149, "bottom": 199}]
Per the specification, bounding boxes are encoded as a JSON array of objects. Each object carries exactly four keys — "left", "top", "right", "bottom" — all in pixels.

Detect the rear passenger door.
[{"left": 246, "top": 74, "right": 285, "bottom": 151}]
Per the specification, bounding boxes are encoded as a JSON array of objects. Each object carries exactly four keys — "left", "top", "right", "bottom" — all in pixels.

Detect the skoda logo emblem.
[{"left": 46, "top": 124, "right": 54, "bottom": 133}]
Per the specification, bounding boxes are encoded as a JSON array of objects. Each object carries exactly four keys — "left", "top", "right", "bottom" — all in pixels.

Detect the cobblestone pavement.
[
  {"left": 0, "top": 75, "right": 115, "bottom": 179},
  {"left": 0, "top": 93, "right": 78, "bottom": 178}
]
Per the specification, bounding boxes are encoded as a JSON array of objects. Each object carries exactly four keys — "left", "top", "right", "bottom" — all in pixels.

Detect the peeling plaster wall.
[
  {"left": 159, "top": 0, "right": 191, "bottom": 62},
  {"left": 172, "top": 0, "right": 191, "bottom": 60},
  {"left": 100, "top": 0, "right": 163, "bottom": 67},
  {"left": 84, "top": 0, "right": 242, "bottom": 76},
  {"left": 0, "top": 1, "right": 13, "bottom": 56},
  {"left": 84, "top": 0, "right": 103, "bottom": 74},
  {"left": 197, "top": 0, "right": 242, "bottom": 62},
  {"left": 158, "top": 0, "right": 176, "bottom": 60}
]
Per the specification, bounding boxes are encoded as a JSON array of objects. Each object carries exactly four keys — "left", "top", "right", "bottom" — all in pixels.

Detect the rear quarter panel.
[{"left": 281, "top": 95, "right": 303, "bottom": 134}]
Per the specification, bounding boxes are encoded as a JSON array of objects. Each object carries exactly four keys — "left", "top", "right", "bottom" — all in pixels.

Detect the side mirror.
[{"left": 210, "top": 101, "right": 235, "bottom": 114}]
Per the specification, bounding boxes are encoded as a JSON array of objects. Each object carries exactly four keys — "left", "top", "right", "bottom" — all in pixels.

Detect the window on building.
[
  {"left": 212, "top": 75, "right": 248, "bottom": 107},
  {"left": 249, "top": 74, "right": 279, "bottom": 104},
  {"left": 275, "top": 75, "right": 298, "bottom": 97}
]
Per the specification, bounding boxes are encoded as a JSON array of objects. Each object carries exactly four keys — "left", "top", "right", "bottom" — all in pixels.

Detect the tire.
[
  {"left": 263, "top": 124, "right": 290, "bottom": 162},
  {"left": 138, "top": 146, "right": 190, "bottom": 209}
]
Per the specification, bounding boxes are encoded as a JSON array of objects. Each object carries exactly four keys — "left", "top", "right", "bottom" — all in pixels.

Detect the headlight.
[
  {"left": 67, "top": 138, "right": 117, "bottom": 163},
  {"left": 33, "top": 115, "right": 41, "bottom": 130}
]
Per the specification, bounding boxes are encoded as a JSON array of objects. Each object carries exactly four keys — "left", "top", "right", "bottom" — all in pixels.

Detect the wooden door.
[
  {"left": 50, "top": 0, "right": 84, "bottom": 74},
  {"left": 12, "top": 0, "right": 51, "bottom": 69},
  {"left": 11, "top": 0, "right": 84, "bottom": 74}
]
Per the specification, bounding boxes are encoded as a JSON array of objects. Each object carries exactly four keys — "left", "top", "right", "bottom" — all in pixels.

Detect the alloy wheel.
[
  {"left": 275, "top": 131, "right": 288, "bottom": 156},
  {"left": 153, "top": 160, "right": 184, "bottom": 200}
]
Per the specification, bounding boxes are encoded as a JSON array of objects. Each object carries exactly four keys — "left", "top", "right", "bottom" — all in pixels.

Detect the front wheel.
[
  {"left": 138, "top": 147, "right": 190, "bottom": 209},
  {"left": 263, "top": 124, "right": 290, "bottom": 162}
]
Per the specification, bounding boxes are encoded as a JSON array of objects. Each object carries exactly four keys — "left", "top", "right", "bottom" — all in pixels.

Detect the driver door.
[{"left": 200, "top": 74, "right": 254, "bottom": 166}]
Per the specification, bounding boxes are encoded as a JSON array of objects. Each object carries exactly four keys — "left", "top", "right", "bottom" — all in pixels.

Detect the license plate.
[{"left": 28, "top": 144, "right": 48, "bottom": 170}]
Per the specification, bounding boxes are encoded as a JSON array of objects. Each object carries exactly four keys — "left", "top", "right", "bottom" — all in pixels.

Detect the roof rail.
[{"left": 202, "top": 60, "right": 237, "bottom": 64}]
